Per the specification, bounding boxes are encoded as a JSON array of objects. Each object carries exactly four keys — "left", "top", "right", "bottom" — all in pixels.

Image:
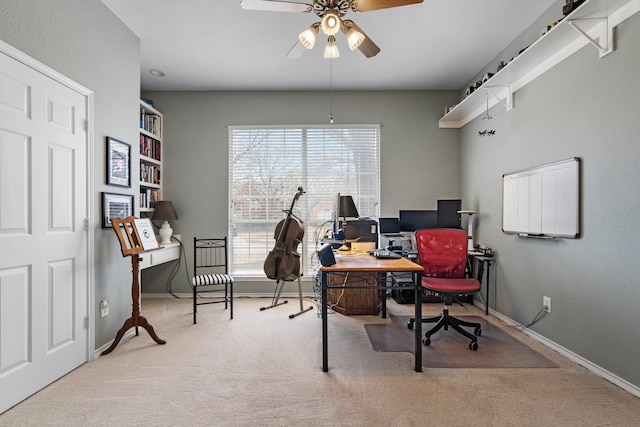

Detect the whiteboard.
[{"left": 502, "top": 158, "right": 581, "bottom": 238}]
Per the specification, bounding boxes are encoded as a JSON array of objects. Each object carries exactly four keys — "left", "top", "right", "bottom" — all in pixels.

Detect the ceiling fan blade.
[
  {"left": 350, "top": 0, "right": 423, "bottom": 13},
  {"left": 345, "top": 21, "right": 381, "bottom": 58},
  {"left": 240, "top": 0, "right": 312, "bottom": 13},
  {"left": 358, "top": 37, "right": 380, "bottom": 58}
]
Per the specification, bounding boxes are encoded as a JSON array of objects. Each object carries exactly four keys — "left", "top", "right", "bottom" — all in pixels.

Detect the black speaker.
[
  {"left": 391, "top": 276, "right": 441, "bottom": 304},
  {"left": 317, "top": 244, "right": 336, "bottom": 266},
  {"left": 391, "top": 276, "right": 416, "bottom": 304}
]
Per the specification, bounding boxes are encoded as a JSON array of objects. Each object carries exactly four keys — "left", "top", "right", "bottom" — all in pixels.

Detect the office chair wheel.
[
  {"left": 474, "top": 327, "right": 482, "bottom": 336},
  {"left": 422, "top": 337, "right": 431, "bottom": 346},
  {"left": 407, "top": 319, "right": 414, "bottom": 330},
  {"left": 469, "top": 340, "right": 478, "bottom": 351}
]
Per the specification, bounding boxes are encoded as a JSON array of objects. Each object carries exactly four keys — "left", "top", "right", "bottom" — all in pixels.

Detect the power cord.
[
  {"left": 164, "top": 235, "right": 190, "bottom": 298},
  {"left": 509, "top": 305, "right": 549, "bottom": 329}
]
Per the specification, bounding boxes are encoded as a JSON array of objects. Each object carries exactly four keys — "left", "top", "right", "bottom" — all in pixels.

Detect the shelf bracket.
[
  {"left": 567, "top": 17, "right": 614, "bottom": 57},
  {"left": 485, "top": 86, "right": 513, "bottom": 111}
]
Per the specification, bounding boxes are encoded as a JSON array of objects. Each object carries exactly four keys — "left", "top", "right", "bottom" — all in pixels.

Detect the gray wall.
[
  {"left": 0, "top": 0, "right": 141, "bottom": 350},
  {"left": 460, "top": 12, "right": 640, "bottom": 388},
  {"left": 139, "top": 90, "right": 461, "bottom": 294}
]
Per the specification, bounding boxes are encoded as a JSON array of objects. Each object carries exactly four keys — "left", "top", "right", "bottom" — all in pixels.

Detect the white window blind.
[{"left": 229, "top": 125, "right": 380, "bottom": 277}]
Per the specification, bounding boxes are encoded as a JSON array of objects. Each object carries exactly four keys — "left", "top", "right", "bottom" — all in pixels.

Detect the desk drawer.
[
  {"left": 139, "top": 245, "right": 180, "bottom": 269},
  {"left": 151, "top": 246, "right": 180, "bottom": 265},
  {"left": 139, "top": 254, "right": 152, "bottom": 269}
]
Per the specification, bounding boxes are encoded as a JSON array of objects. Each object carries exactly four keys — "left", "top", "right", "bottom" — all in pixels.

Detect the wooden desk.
[
  {"left": 321, "top": 254, "right": 424, "bottom": 372},
  {"left": 139, "top": 239, "right": 180, "bottom": 270}
]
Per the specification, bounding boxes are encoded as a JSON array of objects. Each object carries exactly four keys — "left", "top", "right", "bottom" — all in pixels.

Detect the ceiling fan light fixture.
[
  {"left": 299, "top": 23, "right": 320, "bottom": 49},
  {"left": 321, "top": 10, "right": 341, "bottom": 36},
  {"left": 324, "top": 35, "right": 340, "bottom": 58},
  {"left": 342, "top": 22, "right": 365, "bottom": 50}
]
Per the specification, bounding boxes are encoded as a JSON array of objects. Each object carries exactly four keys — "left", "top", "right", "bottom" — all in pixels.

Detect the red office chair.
[{"left": 407, "top": 228, "right": 481, "bottom": 350}]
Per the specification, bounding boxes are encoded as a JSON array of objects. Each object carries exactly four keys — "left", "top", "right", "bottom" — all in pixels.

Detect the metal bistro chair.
[{"left": 191, "top": 237, "right": 234, "bottom": 324}]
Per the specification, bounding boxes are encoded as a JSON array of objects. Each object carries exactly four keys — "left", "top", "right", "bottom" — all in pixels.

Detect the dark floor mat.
[{"left": 365, "top": 315, "right": 559, "bottom": 368}]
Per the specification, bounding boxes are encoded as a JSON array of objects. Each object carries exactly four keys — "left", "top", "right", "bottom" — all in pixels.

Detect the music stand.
[{"left": 101, "top": 216, "right": 166, "bottom": 355}]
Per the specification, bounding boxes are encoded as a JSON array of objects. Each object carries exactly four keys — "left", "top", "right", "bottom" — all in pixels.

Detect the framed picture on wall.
[
  {"left": 106, "top": 136, "right": 131, "bottom": 187},
  {"left": 102, "top": 192, "right": 134, "bottom": 228}
]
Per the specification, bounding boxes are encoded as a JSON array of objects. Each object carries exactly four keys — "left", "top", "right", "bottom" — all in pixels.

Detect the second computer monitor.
[
  {"left": 398, "top": 210, "right": 438, "bottom": 232},
  {"left": 437, "top": 199, "right": 462, "bottom": 228}
]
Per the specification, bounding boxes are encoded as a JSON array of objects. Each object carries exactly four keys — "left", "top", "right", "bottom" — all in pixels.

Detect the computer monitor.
[
  {"left": 379, "top": 217, "right": 400, "bottom": 234},
  {"left": 398, "top": 210, "right": 438, "bottom": 232},
  {"left": 437, "top": 199, "right": 462, "bottom": 228}
]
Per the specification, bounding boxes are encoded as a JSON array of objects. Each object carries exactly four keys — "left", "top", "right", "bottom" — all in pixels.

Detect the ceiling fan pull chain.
[{"left": 329, "top": 58, "right": 334, "bottom": 124}]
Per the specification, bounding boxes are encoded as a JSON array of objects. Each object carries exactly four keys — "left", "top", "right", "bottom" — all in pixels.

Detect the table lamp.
[
  {"left": 152, "top": 200, "right": 178, "bottom": 245},
  {"left": 338, "top": 195, "right": 359, "bottom": 228},
  {"left": 338, "top": 195, "right": 359, "bottom": 250}
]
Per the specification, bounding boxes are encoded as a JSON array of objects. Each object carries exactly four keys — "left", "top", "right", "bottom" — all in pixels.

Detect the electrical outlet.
[
  {"left": 543, "top": 296, "right": 551, "bottom": 314},
  {"left": 100, "top": 299, "right": 109, "bottom": 317}
]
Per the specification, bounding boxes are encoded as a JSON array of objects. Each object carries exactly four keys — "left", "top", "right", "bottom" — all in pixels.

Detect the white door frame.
[{"left": 0, "top": 39, "right": 95, "bottom": 362}]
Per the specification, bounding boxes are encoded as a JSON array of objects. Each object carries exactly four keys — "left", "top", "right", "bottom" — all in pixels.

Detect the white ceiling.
[{"left": 101, "top": 0, "right": 557, "bottom": 91}]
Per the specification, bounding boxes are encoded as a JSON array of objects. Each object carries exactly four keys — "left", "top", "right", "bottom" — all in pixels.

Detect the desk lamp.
[
  {"left": 338, "top": 195, "right": 359, "bottom": 250},
  {"left": 152, "top": 201, "right": 178, "bottom": 245}
]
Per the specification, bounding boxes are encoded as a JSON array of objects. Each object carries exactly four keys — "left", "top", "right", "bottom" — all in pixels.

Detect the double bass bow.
[{"left": 264, "top": 187, "right": 305, "bottom": 282}]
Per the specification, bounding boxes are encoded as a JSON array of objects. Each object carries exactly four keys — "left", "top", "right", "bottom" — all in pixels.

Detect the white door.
[{"left": 0, "top": 48, "right": 89, "bottom": 413}]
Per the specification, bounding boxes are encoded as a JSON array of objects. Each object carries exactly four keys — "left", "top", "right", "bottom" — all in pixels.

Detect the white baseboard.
[{"left": 475, "top": 301, "right": 640, "bottom": 399}]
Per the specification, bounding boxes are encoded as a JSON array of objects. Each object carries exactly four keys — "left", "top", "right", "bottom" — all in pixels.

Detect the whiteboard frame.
[{"left": 502, "top": 157, "right": 581, "bottom": 239}]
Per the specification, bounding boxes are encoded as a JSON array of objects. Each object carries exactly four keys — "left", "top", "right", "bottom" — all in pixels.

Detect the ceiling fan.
[{"left": 240, "top": 0, "right": 424, "bottom": 58}]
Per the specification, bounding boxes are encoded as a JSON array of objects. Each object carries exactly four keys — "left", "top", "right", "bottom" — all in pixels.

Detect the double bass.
[{"left": 264, "top": 187, "right": 305, "bottom": 282}]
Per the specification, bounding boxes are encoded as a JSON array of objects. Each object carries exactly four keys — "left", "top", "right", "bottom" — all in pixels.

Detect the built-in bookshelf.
[{"left": 139, "top": 100, "right": 163, "bottom": 212}]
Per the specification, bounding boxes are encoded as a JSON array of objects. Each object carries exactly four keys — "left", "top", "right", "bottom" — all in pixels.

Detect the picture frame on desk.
[
  {"left": 102, "top": 192, "right": 134, "bottom": 228},
  {"left": 106, "top": 136, "right": 131, "bottom": 187}
]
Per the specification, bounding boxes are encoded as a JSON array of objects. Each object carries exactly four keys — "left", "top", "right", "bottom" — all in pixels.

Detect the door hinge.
[
  {"left": 84, "top": 218, "right": 89, "bottom": 231},
  {"left": 83, "top": 119, "right": 88, "bottom": 132},
  {"left": 84, "top": 316, "right": 89, "bottom": 329}
]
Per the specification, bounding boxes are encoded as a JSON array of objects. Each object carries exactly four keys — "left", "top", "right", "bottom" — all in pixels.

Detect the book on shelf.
[
  {"left": 140, "top": 188, "right": 161, "bottom": 209},
  {"left": 140, "top": 163, "right": 161, "bottom": 185},
  {"left": 140, "top": 110, "right": 162, "bottom": 138},
  {"left": 139, "top": 134, "right": 161, "bottom": 161}
]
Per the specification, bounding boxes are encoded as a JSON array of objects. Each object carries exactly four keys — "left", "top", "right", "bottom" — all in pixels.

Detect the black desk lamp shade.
[{"left": 338, "top": 195, "right": 359, "bottom": 223}]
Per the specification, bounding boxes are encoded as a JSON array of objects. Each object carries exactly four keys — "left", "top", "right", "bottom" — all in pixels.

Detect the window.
[{"left": 229, "top": 125, "right": 380, "bottom": 277}]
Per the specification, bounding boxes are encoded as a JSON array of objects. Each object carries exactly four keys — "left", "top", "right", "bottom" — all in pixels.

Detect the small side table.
[{"left": 474, "top": 255, "right": 495, "bottom": 315}]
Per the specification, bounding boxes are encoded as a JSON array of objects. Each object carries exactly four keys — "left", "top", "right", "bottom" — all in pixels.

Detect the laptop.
[{"left": 379, "top": 217, "right": 405, "bottom": 239}]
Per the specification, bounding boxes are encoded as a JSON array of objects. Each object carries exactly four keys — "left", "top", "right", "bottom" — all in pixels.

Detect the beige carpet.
[
  {"left": 1, "top": 296, "right": 639, "bottom": 427},
  {"left": 365, "top": 315, "right": 559, "bottom": 368}
]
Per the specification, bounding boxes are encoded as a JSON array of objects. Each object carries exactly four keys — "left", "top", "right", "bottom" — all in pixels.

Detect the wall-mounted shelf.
[{"left": 439, "top": 0, "right": 640, "bottom": 129}]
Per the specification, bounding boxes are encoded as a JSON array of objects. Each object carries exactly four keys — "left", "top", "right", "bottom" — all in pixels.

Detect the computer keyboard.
[{"left": 371, "top": 249, "right": 401, "bottom": 259}]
